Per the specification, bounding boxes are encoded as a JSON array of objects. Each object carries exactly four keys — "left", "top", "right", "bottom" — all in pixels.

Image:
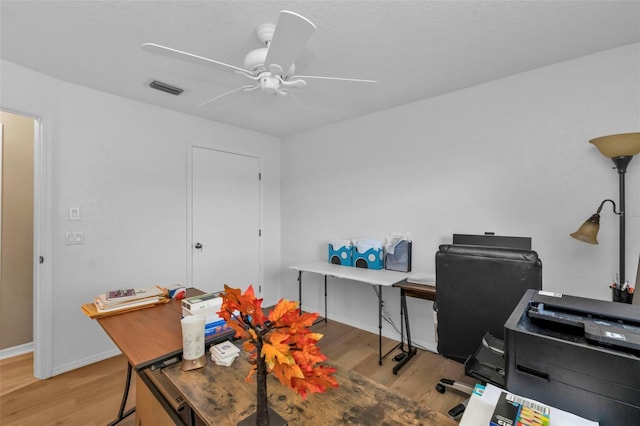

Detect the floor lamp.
[{"left": 571, "top": 132, "right": 640, "bottom": 302}]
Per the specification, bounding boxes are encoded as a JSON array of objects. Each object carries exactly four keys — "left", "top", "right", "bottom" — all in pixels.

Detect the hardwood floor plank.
[
  {"left": 0, "top": 353, "right": 38, "bottom": 396},
  {"left": 0, "top": 354, "right": 136, "bottom": 426},
  {"left": 0, "top": 320, "right": 468, "bottom": 425}
]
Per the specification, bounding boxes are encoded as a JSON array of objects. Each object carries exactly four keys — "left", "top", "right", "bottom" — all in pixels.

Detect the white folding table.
[{"left": 290, "top": 260, "right": 409, "bottom": 365}]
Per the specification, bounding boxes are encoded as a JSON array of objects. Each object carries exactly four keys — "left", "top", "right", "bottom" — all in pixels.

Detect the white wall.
[
  {"left": 280, "top": 43, "right": 640, "bottom": 352},
  {"left": 1, "top": 59, "right": 281, "bottom": 375}
]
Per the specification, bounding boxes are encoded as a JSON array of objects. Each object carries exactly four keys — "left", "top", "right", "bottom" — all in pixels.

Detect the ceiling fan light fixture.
[
  {"left": 255, "top": 23, "right": 276, "bottom": 46},
  {"left": 244, "top": 47, "right": 268, "bottom": 72}
]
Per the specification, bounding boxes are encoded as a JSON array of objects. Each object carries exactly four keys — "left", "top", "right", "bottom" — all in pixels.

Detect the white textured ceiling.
[{"left": 2, "top": 1, "right": 639, "bottom": 137}]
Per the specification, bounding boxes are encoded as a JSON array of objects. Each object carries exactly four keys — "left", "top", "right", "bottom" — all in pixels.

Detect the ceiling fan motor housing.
[{"left": 260, "top": 74, "right": 280, "bottom": 95}]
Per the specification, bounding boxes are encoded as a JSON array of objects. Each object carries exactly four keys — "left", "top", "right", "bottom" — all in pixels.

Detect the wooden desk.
[
  {"left": 392, "top": 281, "right": 437, "bottom": 374},
  {"left": 396, "top": 281, "right": 436, "bottom": 301},
  {"left": 95, "top": 295, "right": 186, "bottom": 425},
  {"left": 290, "top": 261, "right": 409, "bottom": 365},
  {"left": 97, "top": 297, "right": 185, "bottom": 370},
  {"left": 94, "top": 289, "right": 233, "bottom": 425},
  {"left": 162, "top": 355, "right": 455, "bottom": 426}
]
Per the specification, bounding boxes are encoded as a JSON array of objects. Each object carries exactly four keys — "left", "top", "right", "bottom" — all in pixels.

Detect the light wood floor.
[{"left": 0, "top": 320, "right": 468, "bottom": 425}]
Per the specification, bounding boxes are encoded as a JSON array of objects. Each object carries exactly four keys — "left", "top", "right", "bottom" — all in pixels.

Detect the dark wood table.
[
  {"left": 162, "top": 353, "right": 455, "bottom": 425},
  {"left": 391, "top": 281, "right": 437, "bottom": 374}
]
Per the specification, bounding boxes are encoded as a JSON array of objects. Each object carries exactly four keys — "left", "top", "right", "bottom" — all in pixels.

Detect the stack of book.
[
  {"left": 94, "top": 286, "right": 167, "bottom": 313},
  {"left": 209, "top": 340, "right": 240, "bottom": 367},
  {"left": 181, "top": 292, "right": 232, "bottom": 338}
]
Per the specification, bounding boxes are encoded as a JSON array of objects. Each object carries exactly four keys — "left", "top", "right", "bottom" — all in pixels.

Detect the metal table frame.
[{"left": 290, "top": 261, "right": 409, "bottom": 365}]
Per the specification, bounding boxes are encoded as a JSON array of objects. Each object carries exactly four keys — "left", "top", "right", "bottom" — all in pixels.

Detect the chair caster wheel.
[
  {"left": 436, "top": 383, "right": 446, "bottom": 393},
  {"left": 448, "top": 403, "right": 466, "bottom": 419}
]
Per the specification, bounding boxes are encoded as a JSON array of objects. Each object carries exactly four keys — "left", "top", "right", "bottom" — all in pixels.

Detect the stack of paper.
[
  {"left": 209, "top": 341, "right": 240, "bottom": 367},
  {"left": 94, "top": 286, "right": 166, "bottom": 313}
]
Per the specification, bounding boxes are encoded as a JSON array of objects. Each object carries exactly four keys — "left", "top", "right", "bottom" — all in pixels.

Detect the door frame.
[
  {"left": 0, "top": 107, "right": 53, "bottom": 379},
  {"left": 186, "top": 141, "right": 263, "bottom": 293}
]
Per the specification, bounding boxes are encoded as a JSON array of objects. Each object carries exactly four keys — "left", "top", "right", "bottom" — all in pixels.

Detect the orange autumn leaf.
[
  {"left": 268, "top": 299, "right": 299, "bottom": 323},
  {"left": 220, "top": 284, "right": 266, "bottom": 327},
  {"left": 262, "top": 342, "right": 292, "bottom": 370},
  {"left": 224, "top": 319, "right": 247, "bottom": 339},
  {"left": 291, "top": 343, "right": 327, "bottom": 373},
  {"left": 280, "top": 312, "right": 318, "bottom": 334},
  {"left": 242, "top": 340, "right": 256, "bottom": 353},
  {"left": 271, "top": 359, "right": 305, "bottom": 386},
  {"left": 291, "top": 368, "right": 339, "bottom": 399},
  {"left": 264, "top": 331, "right": 291, "bottom": 352}
]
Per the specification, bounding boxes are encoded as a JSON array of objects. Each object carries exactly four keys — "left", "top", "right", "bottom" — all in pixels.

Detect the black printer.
[{"left": 504, "top": 289, "right": 640, "bottom": 426}]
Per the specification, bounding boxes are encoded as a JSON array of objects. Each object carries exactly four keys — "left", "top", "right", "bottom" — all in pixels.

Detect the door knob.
[{"left": 194, "top": 242, "right": 203, "bottom": 250}]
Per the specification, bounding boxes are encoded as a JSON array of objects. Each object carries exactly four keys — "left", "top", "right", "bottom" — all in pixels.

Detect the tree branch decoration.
[{"left": 218, "top": 285, "right": 338, "bottom": 426}]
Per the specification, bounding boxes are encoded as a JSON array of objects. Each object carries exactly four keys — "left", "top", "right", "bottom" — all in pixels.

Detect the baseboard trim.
[
  {"left": 51, "top": 348, "right": 122, "bottom": 376},
  {"left": 0, "top": 342, "right": 34, "bottom": 360}
]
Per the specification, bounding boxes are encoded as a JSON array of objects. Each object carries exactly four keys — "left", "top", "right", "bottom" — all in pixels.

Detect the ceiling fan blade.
[
  {"left": 291, "top": 75, "right": 378, "bottom": 85},
  {"left": 142, "top": 43, "right": 253, "bottom": 76},
  {"left": 197, "top": 85, "right": 257, "bottom": 107},
  {"left": 264, "top": 11, "right": 316, "bottom": 76}
]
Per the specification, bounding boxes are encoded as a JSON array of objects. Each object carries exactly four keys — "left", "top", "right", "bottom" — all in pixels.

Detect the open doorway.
[
  {"left": 0, "top": 111, "right": 35, "bottom": 360},
  {"left": 0, "top": 108, "right": 51, "bottom": 380}
]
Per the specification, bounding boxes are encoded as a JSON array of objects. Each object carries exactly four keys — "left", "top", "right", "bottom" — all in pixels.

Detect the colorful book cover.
[
  {"left": 490, "top": 391, "right": 550, "bottom": 426},
  {"left": 107, "top": 288, "right": 135, "bottom": 299}
]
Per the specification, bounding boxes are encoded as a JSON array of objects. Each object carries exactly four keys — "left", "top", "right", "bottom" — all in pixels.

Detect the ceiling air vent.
[{"left": 149, "top": 80, "right": 184, "bottom": 96}]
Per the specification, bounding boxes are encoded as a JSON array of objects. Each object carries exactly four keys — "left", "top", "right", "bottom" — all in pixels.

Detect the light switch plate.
[
  {"left": 65, "top": 232, "right": 75, "bottom": 245},
  {"left": 69, "top": 207, "right": 80, "bottom": 220}
]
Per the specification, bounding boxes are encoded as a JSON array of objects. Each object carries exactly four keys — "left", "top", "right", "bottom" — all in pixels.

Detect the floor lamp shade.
[
  {"left": 570, "top": 213, "right": 600, "bottom": 244},
  {"left": 589, "top": 132, "right": 640, "bottom": 158}
]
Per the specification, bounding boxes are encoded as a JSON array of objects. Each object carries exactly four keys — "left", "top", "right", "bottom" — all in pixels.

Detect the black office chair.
[{"left": 433, "top": 244, "right": 542, "bottom": 418}]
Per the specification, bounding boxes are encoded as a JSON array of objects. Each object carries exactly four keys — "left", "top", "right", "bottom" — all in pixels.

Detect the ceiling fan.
[{"left": 142, "top": 10, "right": 377, "bottom": 106}]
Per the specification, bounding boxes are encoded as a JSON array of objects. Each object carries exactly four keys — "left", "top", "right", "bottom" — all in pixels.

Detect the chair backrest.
[{"left": 436, "top": 244, "right": 542, "bottom": 363}]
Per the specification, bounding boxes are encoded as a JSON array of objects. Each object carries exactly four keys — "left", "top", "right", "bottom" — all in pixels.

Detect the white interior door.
[{"left": 191, "top": 147, "right": 260, "bottom": 294}]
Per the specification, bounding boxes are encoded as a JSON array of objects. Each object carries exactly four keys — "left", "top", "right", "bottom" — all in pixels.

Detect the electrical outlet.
[{"left": 65, "top": 231, "right": 84, "bottom": 245}]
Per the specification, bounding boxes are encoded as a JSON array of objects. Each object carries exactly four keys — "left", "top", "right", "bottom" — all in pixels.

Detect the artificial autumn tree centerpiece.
[{"left": 218, "top": 285, "right": 338, "bottom": 426}]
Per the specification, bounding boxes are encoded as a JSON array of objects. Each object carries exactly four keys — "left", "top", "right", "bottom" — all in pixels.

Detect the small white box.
[{"left": 182, "top": 292, "right": 222, "bottom": 313}]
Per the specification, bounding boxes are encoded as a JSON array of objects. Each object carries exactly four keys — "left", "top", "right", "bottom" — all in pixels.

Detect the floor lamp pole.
[{"left": 613, "top": 156, "right": 632, "bottom": 285}]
